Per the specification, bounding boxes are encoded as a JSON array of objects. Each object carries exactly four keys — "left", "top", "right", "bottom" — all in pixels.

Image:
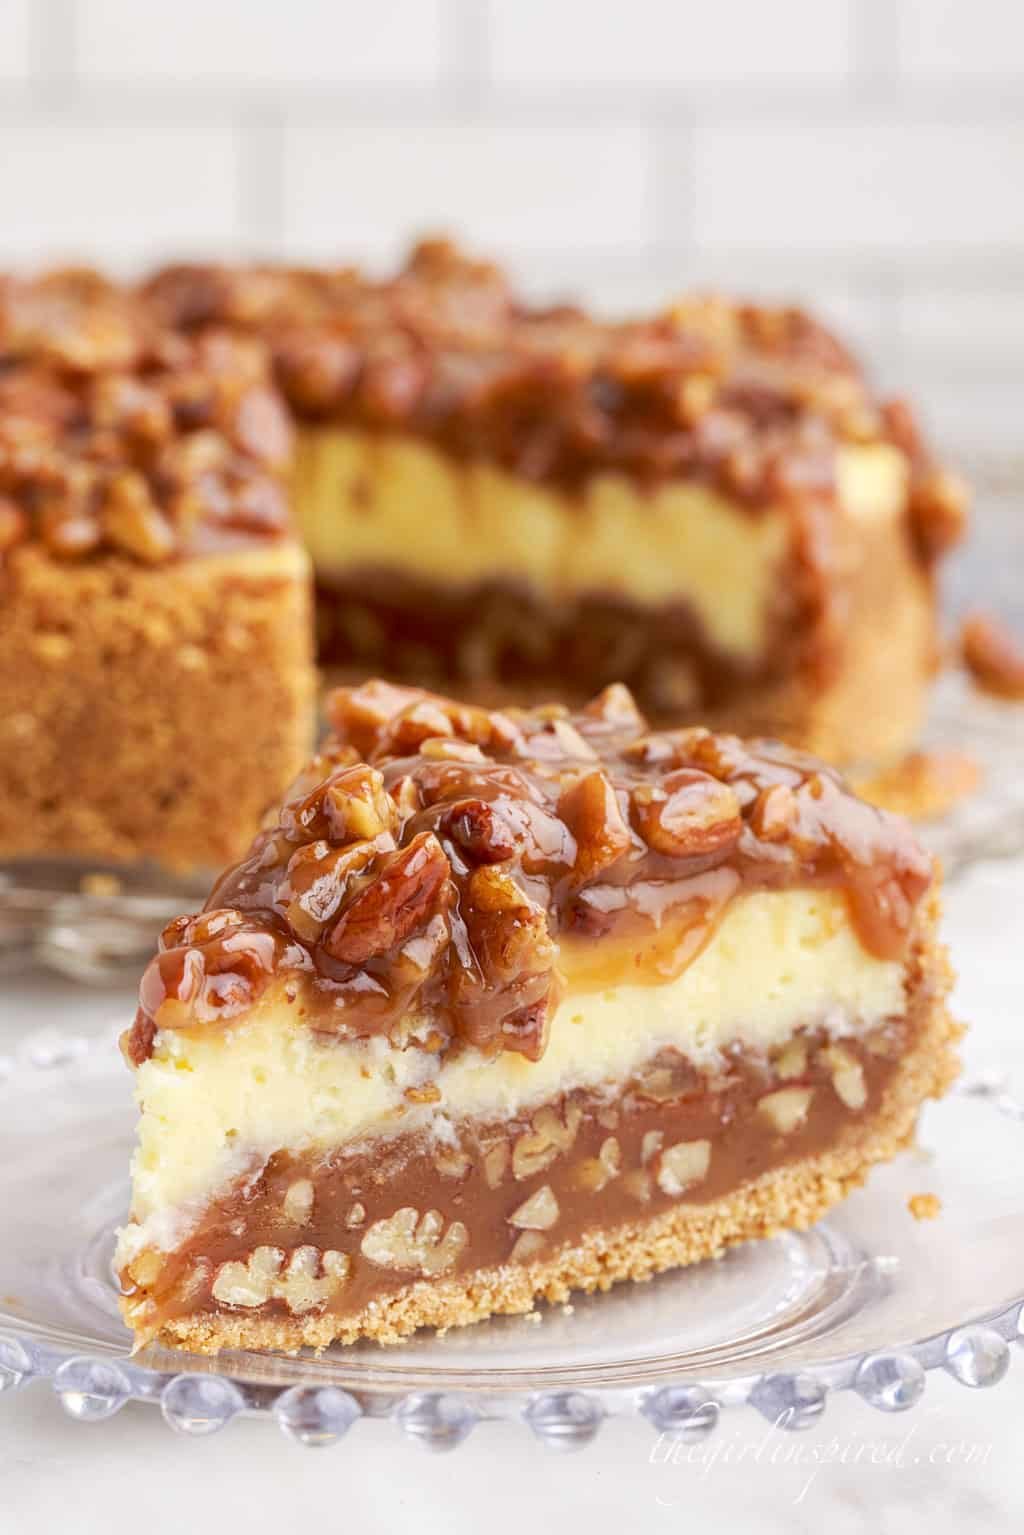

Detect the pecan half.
[
  {"left": 323, "top": 831, "right": 451, "bottom": 964},
  {"left": 360, "top": 1207, "right": 467, "bottom": 1276},
  {"left": 630, "top": 769, "right": 742, "bottom": 859}
]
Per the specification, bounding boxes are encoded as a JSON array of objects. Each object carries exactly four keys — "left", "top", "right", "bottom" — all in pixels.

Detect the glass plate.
[
  {"left": 0, "top": 673, "right": 1020, "bottom": 987},
  {"left": 0, "top": 1025, "right": 1021, "bottom": 1450}
]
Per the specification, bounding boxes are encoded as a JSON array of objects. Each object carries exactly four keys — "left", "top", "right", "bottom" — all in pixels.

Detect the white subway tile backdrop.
[{"left": 0, "top": 0, "right": 1021, "bottom": 484}]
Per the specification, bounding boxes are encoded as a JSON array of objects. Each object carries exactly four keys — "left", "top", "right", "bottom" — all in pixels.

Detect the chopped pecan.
[
  {"left": 283, "top": 838, "right": 378, "bottom": 943},
  {"left": 580, "top": 683, "right": 644, "bottom": 732},
  {"left": 750, "top": 783, "right": 797, "bottom": 843},
  {"left": 558, "top": 770, "right": 633, "bottom": 881},
  {"left": 512, "top": 1102, "right": 581, "bottom": 1179},
  {"left": 630, "top": 769, "right": 742, "bottom": 859},
  {"left": 282, "top": 1179, "right": 314, "bottom": 1225},
  {"left": 758, "top": 1087, "right": 813, "bottom": 1134},
  {"left": 821, "top": 1044, "right": 867, "bottom": 1110},
  {"left": 0, "top": 496, "right": 27, "bottom": 551},
  {"left": 575, "top": 1136, "right": 621, "bottom": 1193},
  {"left": 465, "top": 864, "right": 556, "bottom": 978},
  {"left": 773, "top": 1039, "right": 808, "bottom": 1081},
  {"left": 509, "top": 1230, "right": 546, "bottom": 1263},
  {"left": 101, "top": 470, "right": 175, "bottom": 563},
  {"left": 211, "top": 1245, "right": 349, "bottom": 1313},
  {"left": 232, "top": 385, "right": 292, "bottom": 468},
  {"left": 482, "top": 1141, "right": 509, "bottom": 1189},
  {"left": 323, "top": 831, "right": 451, "bottom": 964},
  {"left": 656, "top": 1139, "right": 711, "bottom": 1196},
  {"left": 360, "top": 1207, "right": 467, "bottom": 1275},
  {"left": 508, "top": 1185, "right": 560, "bottom": 1231},
  {"left": 441, "top": 797, "right": 519, "bottom": 864},
  {"left": 433, "top": 1142, "right": 471, "bottom": 1180},
  {"left": 322, "top": 765, "right": 398, "bottom": 843},
  {"left": 275, "top": 329, "right": 361, "bottom": 413}
]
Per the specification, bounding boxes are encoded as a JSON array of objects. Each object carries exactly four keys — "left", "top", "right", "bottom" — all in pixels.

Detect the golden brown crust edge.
[
  {"left": 0, "top": 541, "right": 315, "bottom": 871},
  {"left": 143, "top": 888, "right": 959, "bottom": 1355}
]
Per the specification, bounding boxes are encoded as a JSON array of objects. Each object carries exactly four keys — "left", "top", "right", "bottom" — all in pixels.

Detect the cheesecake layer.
[
  {"left": 124, "top": 888, "right": 905, "bottom": 1233},
  {"left": 296, "top": 427, "right": 795, "bottom": 659}
]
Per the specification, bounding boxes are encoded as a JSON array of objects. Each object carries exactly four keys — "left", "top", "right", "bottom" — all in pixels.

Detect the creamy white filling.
[
  {"left": 119, "top": 889, "right": 906, "bottom": 1258},
  {"left": 295, "top": 431, "right": 907, "bottom": 659}
]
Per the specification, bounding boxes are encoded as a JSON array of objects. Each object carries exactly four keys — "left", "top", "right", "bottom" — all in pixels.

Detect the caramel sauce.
[
  {"left": 556, "top": 868, "right": 741, "bottom": 992},
  {"left": 124, "top": 681, "right": 933, "bottom": 1070}
]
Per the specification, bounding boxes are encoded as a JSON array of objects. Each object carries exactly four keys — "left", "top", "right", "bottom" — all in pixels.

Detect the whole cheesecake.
[{"left": 116, "top": 681, "right": 960, "bottom": 1354}]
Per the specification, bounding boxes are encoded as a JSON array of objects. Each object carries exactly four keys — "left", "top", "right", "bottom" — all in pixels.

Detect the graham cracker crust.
[
  {"left": 0, "top": 542, "right": 315, "bottom": 871},
  {"left": 147, "top": 893, "right": 960, "bottom": 1356}
]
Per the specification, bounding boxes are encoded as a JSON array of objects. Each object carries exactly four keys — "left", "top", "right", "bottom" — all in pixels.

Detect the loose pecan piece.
[
  {"left": 910, "top": 466, "right": 969, "bottom": 562},
  {"left": 961, "top": 612, "right": 1024, "bottom": 701}
]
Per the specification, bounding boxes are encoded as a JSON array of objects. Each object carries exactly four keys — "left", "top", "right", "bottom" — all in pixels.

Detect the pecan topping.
[
  {"left": 125, "top": 680, "right": 933, "bottom": 1068},
  {"left": 909, "top": 466, "right": 969, "bottom": 562},
  {"left": 0, "top": 273, "right": 291, "bottom": 564},
  {"left": 143, "top": 237, "right": 960, "bottom": 562}
]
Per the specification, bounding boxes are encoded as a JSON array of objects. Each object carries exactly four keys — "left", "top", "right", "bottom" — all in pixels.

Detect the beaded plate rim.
[{"left": 0, "top": 1022, "right": 1021, "bottom": 1452}]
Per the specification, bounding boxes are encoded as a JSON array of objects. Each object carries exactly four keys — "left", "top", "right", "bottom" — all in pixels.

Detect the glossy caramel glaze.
[{"left": 124, "top": 681, "right": 933, "bottom": 1068}]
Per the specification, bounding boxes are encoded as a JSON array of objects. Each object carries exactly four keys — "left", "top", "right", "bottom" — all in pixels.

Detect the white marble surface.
[{"left": 1, "top": 857, "right": 1022, "bottom": 1534}]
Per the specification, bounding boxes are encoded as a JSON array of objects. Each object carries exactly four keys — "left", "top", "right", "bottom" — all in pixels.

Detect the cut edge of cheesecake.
[
  {"left": 121, "top": 891, "right": 959, "bottom": 1356},
  {"left": 115, "top": 681, "right": 961, "bottom": 1355}
]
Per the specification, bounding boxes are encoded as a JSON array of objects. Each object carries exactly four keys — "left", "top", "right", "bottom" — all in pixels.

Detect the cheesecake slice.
[
  {"left": 145, "top": 238, "right": 968, "bottom": 764},
  {"left": 0, "top": 271, "right": 314, "bottom": 870},
  {"left": 116, "top": 681, "right": 959, "bottom": 1354}
]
